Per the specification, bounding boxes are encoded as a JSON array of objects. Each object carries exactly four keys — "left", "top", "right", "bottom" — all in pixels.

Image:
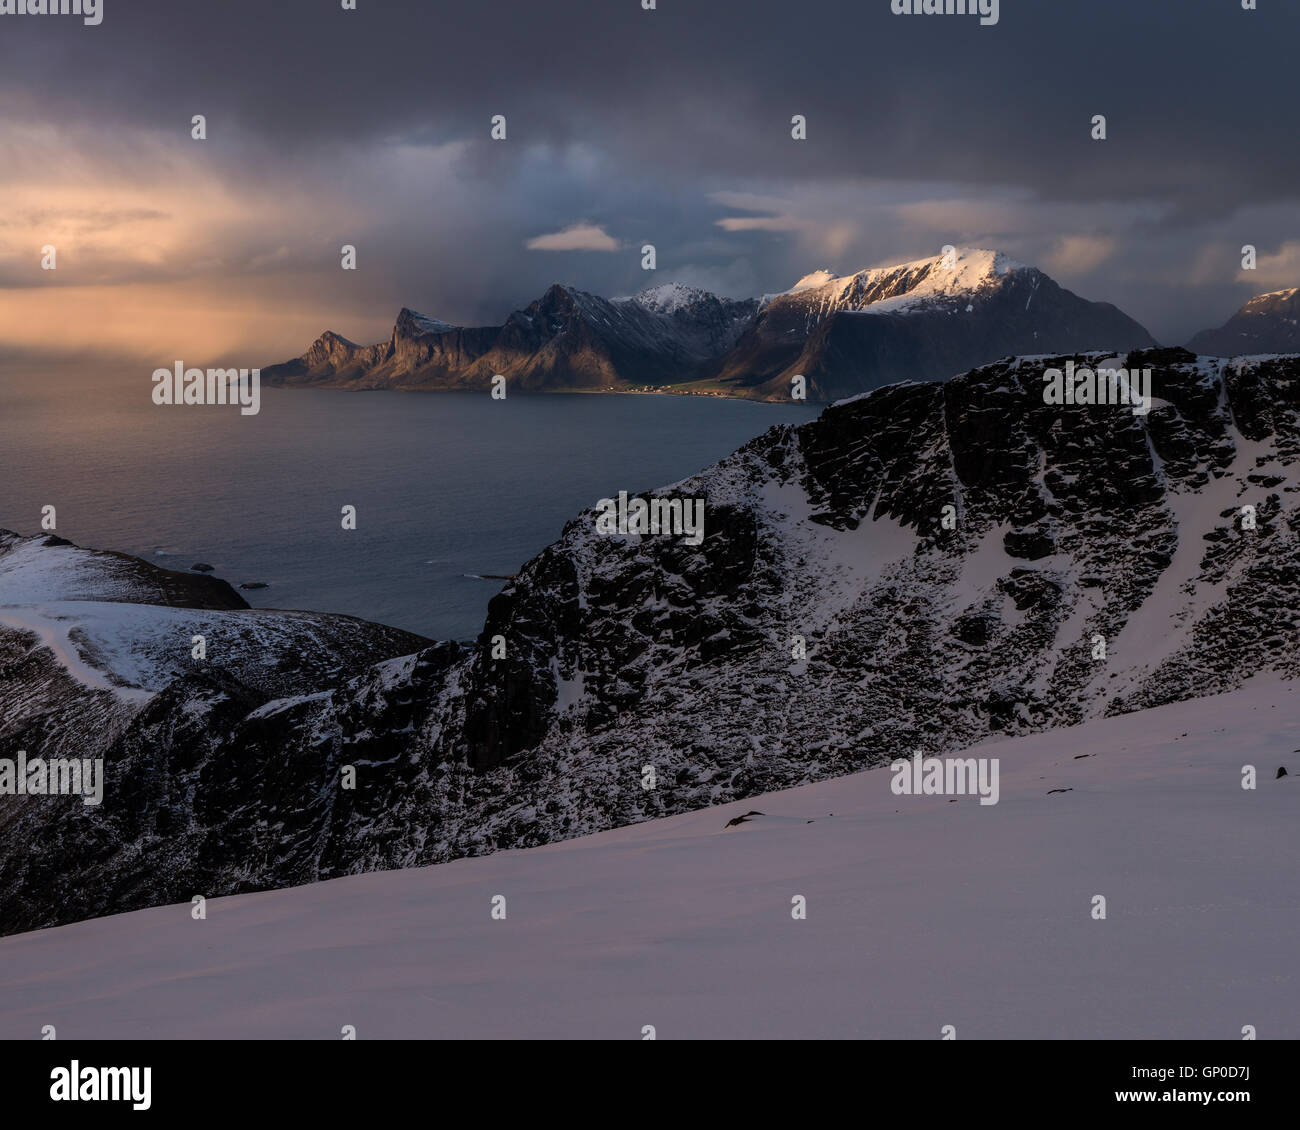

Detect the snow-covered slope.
[
  {"left": 0, "top": 530, "right": 430, "bottom": 759},
  {"left": 0, "top": 531, "right": 248, "bottom": 608},
  {"left": 619, "top": 281, "right": 725, "bottom": 316},
  {"left": 762, "top": 248, "right": 1027, "bottom": 314},
  {"left": 0, "top": 677, "right": 1294, "bottom": 1039}
]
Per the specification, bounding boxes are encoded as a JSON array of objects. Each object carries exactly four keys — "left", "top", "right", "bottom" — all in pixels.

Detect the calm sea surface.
[{"left": 0, "top": 363, "right": 818, "bottom": 639}]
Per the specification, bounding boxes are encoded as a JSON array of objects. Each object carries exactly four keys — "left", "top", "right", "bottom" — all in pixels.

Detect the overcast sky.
[{"left": 0, "top": 0, "right": 1297, "bottom": 363}]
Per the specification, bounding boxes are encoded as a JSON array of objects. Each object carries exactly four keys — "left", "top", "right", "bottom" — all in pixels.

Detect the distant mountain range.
[
  {"left": 264, "top": 249, "right": 1159, "bottom": 402},
  {"left": 1187, "top": 287, "right": 1300, "bottom": 357}
]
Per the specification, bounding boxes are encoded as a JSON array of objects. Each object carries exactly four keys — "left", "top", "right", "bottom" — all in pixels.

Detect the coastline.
[{"left": 260, "top": 382, "right": 812, "bottom": 405}]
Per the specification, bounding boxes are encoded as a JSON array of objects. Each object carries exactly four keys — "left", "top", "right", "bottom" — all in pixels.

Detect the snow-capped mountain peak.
[
  {"left": 785, "top": 268, "right": 840, "bottom": 295},
  {"left": 767, "top": 248, "right": 1029, "bottom": 311},
  {"left": 620, "top": 281, "right": 716, "bottom": 315}
]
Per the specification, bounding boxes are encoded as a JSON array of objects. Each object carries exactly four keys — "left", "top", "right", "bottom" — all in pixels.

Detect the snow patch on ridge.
[
  {"left": 621, "top": 282, "right": 713, "bottom": 315},
  {"left": 399, "top": 309, "right": 458, "bottom": 336}
]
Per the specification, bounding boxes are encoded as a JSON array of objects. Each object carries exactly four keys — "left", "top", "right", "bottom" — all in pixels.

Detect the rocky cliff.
[{"left": 4, "top": 348, "right": 1299, "bottom": 934}]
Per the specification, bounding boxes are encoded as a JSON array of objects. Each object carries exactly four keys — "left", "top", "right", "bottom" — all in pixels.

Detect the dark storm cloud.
[
  {"left": 4, "top": 0, "right": 1293, "bottom": 197},
  {"left": 1, "top": 0, "right": 1297, "bottom": 348}
]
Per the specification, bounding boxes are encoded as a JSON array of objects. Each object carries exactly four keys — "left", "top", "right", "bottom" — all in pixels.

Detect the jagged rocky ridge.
[
  {"left": 263, "top": 250, "right": 1156, "bottom": 402},
  {"left": 1188, "top": 288, "right": 1300, "bottom": 357},
  {"left": 4, "top": 348, "right": 1300, "bottom": 934},
  {"left": 265, "top": 283, "right": 758, "bottom": 392}
]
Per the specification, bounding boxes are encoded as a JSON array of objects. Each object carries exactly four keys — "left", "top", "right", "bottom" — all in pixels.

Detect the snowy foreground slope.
[{"left": 1, "top": 679, "right": 1295, "bottom": 1040}]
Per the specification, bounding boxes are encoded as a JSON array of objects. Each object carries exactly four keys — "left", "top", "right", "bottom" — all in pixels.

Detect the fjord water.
[{"left": 0, "top": 362, "right": 817, "bottom": 640}]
